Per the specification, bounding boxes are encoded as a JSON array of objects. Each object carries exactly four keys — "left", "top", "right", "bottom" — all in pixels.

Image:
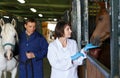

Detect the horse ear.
[
  {"left": 0, "top": 18, "right": 5, "bottom": 27},
  {"left": 11, "top": 19, "right": 16, "bottom": 27}
]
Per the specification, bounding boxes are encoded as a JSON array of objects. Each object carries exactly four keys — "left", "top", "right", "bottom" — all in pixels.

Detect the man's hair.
[{"left": 24, "top": 18, "right": 37, "bottom": 24}]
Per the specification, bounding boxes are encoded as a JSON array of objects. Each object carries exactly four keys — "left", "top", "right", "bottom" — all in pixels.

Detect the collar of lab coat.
[{"left": 55, "top": 38, "right": 68, "bottom": 50}]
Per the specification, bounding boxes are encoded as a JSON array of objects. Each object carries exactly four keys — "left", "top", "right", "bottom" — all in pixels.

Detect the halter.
[{"left": 3, "top": 43, "right": 15, "bottom": 50}]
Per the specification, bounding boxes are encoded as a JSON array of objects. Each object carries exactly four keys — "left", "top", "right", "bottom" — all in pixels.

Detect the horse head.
[
  {"left": 0, "top": 18, "right": 18, "bottom": 60},
  {"left": 89, "top": 2, "right": 110, "bottom": 59},
  {"left": 90, "top": 2, "right": 110, "bottom": 46}
]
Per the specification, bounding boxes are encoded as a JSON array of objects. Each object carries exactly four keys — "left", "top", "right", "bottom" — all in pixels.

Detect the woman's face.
[
  {"left": 63, "top": 25, "right": 72, "bottom": 38},
  {"left": 25, "top": 22, "right": 36, "bottom": 35}
]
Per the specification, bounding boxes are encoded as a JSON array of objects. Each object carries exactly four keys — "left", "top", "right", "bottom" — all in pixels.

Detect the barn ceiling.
[{"left": 0, "top": 0, "right": 72, "bottom": 21}]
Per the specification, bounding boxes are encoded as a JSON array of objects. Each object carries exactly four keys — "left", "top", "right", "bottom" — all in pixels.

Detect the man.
[{"left": 19, "top": 18, "right": 48, "bottom": 78}]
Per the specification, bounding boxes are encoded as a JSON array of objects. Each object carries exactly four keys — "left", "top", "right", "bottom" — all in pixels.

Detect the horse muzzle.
[{"left": 4, "top": 51, "right": 13, "bottom": 60}]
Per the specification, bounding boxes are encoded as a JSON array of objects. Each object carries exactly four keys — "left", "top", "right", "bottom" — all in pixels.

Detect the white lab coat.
[{"left": 47, "top": 38, "right": 86, "bottom": 78}]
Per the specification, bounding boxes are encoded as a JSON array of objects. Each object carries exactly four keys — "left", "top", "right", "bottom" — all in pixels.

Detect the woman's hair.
[{"left": 55, "top": 20, "right": 70, "bottom": 38}]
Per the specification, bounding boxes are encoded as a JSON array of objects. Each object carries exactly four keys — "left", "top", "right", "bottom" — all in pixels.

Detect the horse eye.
[{"left": 14, "top": 35, "right": 16, "bottom": 38}]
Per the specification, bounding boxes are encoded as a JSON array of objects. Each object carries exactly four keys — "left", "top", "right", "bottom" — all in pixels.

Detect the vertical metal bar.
[
  {"left": 110, "top": 0, "right": 119, "bottom": 77},
  {"left": 71, "top": 0, "right": 77, "bottom": 41},
  {"left": 84, "top": 0, "right": 89, "bottom": 43},
  {"left": 84, "top": 1, "right": 89, "bottom": 78},
  {"left": 76, "top": 0, "right": 81, "bottom": 50},
  {"left": 118, "top": 0, "right": 120, "bottom": 77}
]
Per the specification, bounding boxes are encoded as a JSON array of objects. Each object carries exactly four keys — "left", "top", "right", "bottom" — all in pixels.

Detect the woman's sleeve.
[{"left": 47, "top": 44, "right": 73, "bottom": 71}]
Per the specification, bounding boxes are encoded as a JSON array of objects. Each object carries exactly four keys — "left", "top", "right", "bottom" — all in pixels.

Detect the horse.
[
  {"left": 90, "top": 2, "right": 110, "bottom": 46},
  {"left": 89, "top": 2, "right": 111, "bottom": 69},
  {"left": 0, "top": 18, "right": 18, "bottom": 78}
]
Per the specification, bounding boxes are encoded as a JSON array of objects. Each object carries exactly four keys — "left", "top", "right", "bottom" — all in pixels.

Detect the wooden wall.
[
  {"left": 86, "top": 59, "right": 105, "bottom": 78},
  {"left": 86, "top": 57, "right": 110, "bottom": 78}
]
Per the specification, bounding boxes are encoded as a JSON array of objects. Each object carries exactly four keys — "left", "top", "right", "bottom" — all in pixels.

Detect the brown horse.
[
  {"left": 89, "top": 2, "right": 111, "bottom": 69},
  {"left": 90, "top": 2, "right": 110, "bottom": 46}
]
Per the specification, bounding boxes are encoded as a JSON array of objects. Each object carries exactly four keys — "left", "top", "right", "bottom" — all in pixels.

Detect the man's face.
[{"left": 25, "top": 22, "right": 36, "bottom": 35}]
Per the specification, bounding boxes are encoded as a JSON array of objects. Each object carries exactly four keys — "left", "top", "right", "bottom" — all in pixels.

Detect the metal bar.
[
  {"left": 110, "top": 0, "right": 119, "bottom": 77},
  {"left": 84, "top": 0, "right": 89, "bottom": 43},
  {"left": 76, "top": 0, "right": 81, "bottom": 50}
]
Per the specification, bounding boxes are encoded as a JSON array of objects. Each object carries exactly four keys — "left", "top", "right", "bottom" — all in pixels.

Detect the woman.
[{"left": 47, "top": 21, "right": 87, "bottom": 78}]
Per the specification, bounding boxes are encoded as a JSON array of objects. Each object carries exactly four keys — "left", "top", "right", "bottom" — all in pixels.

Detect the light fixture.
[
  {"left": 30, "top": 8, "right": 37, "bottom": 13},
  {"left": 3, "top": 16, "right": 9, "bottom": 18},
  {"left": 24, "top": 17, "right": 27, "bottom": 20},
  {"left": 53, "top": 18, "right": 57, "bottom": 21},
  {"left": 38, "top": 14, "right": 43, "bottom": 17},
  {"left": 17, "top": 0, "right": 25, "bottom": 4}
]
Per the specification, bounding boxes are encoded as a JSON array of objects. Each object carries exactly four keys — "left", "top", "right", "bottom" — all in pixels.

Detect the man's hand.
[{"left": 26, "top": 52, "right": 35, "bottom": 59}]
